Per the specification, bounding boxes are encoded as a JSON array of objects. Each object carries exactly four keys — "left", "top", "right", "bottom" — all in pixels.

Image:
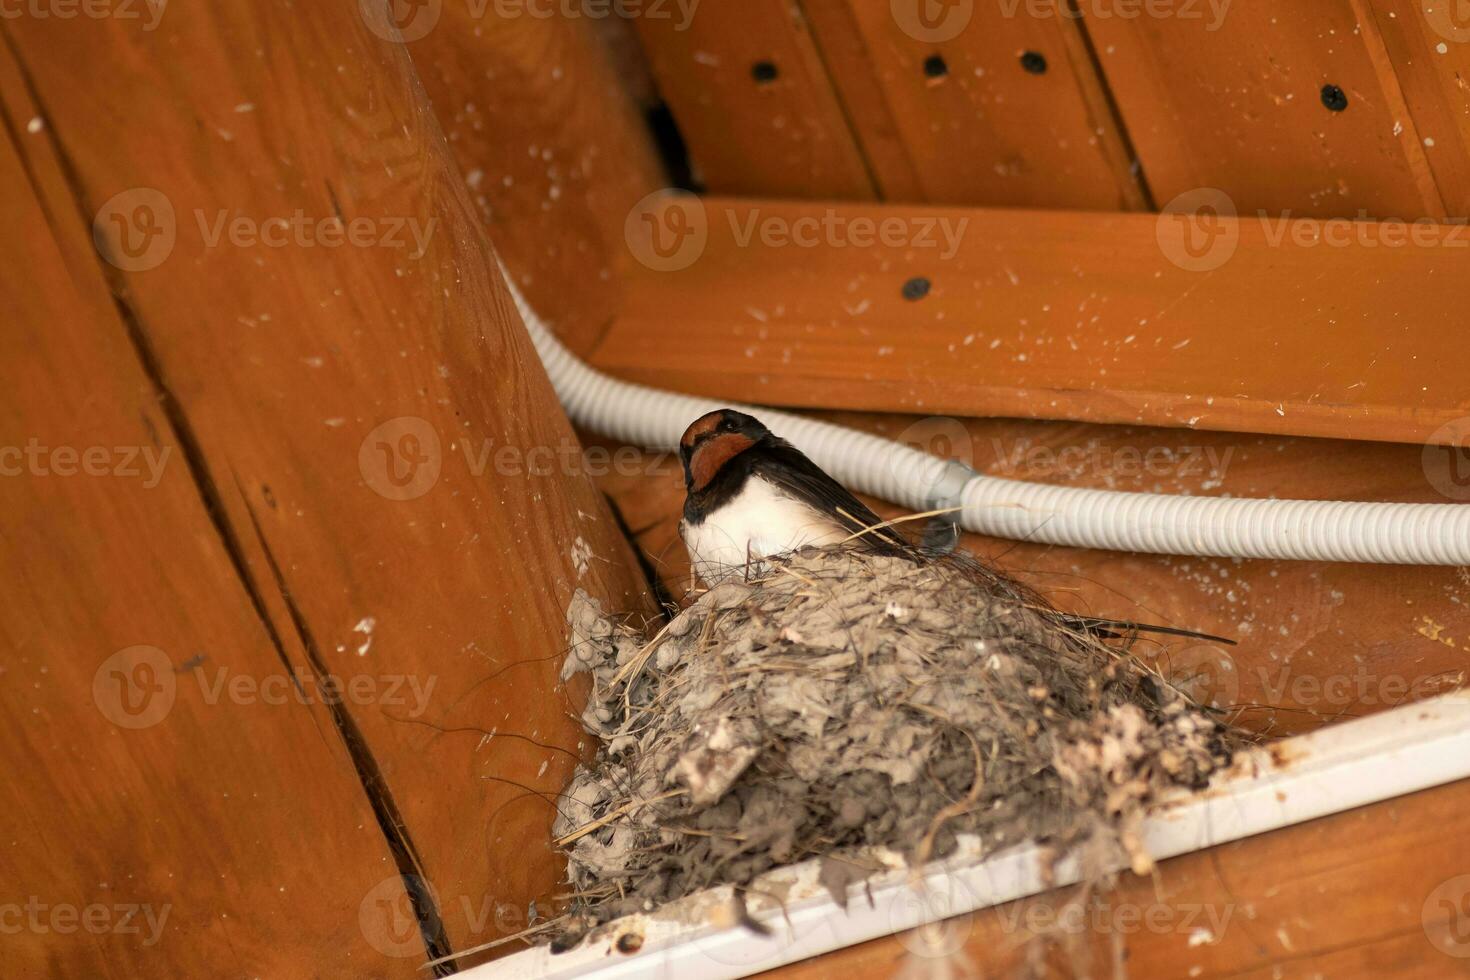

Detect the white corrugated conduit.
[{"left": 507, "top": 272, "right": 1470, "bottom": 565}]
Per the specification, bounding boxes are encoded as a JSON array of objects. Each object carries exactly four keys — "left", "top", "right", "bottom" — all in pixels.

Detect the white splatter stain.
[
  {"left": 353, "top": 617, "right": 377, "bottom": 656},
  {"left": 571, "top": 537, "right": 593, "bottom": 577}
]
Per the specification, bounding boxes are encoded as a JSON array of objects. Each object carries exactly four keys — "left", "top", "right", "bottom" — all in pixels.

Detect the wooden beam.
[
  {"left": 592, "top": 197, "right": 1469, "bottom": 445},
  {"left": 764, "top": 775, "right": 1470, "bottom": 978},
  {"left": 4, "top": 2, "right": 653, "bottom": 961},
  {"left": 408, "top": 8, "right": 667, "bottom": 355},
  {"left": 801, "top": 0, "right": 1148, "bottom": 209},
  {"left": 0, "top": 42, "right": 419, "bottom": 978}
]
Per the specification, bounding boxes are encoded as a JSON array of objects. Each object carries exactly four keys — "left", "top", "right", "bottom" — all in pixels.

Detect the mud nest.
[{"left": 553, "top": 548, "right": 1235, "bottom": 933}]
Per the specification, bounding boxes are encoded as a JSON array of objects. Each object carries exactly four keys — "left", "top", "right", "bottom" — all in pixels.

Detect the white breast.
[{"left": 680, "top": 475, "right": 848, "bottom": 586}]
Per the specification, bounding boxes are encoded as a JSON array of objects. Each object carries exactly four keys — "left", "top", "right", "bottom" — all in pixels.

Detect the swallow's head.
[{"left": 679, "top": 409, "right": 769, "bottom": 492}]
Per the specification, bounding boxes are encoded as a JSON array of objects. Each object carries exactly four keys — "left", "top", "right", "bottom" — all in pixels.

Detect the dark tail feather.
[{"left": 1055, "top": 614, "right": 1237, "bottom": 646}]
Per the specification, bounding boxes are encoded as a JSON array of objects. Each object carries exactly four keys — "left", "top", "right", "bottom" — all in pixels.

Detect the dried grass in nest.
[{"left": 549, "top": 547, "right": 1238, "bottom": 953}]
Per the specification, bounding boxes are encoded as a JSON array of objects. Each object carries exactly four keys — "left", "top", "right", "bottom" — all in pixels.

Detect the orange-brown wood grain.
[
  {"left": 1364, "top": 0, "right": 1470, "bottom": 216},
  {"left": 592, "top": 197, "right": 1470, "bottom": 445},
  {"left": 802, "top": 0, "right": 1147, "bottom": 209},
  {"left": 2, "top": 2, "right": 652, "bottom": 961},
  {"left": 409, "top": 4, "right": 667, "bottom": 355},
  {"left": 1084, "top": 1, "right": 1443, "bottom": 218},
  {"left": 632, "top": 0, "right": 876, "bottom": 198},
  {"left": 0, "top": 41, "right": 421, "bottom": 979},
  {"left": 761, "top": 776, "right": 1470, "bottom": 978}
]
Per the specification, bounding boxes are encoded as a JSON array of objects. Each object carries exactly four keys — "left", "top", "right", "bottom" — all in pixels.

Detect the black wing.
[{"left": 750, "top": 439, "right": 912, "bottom": 553}]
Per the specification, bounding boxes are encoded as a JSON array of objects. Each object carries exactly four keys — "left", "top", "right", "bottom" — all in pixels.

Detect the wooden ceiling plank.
[
  {"left": 1084, "top": 3, "right": 1437, "bottom": 218},
  {"left": 593, "top": 197, "right": 1469, "bottom": 445},
  {"left": 407, "top": 11, "right": 667, "bottom": 356},
  {"left": 1363, "top": 0, "right": 1470, "bottom": 216},
  {"left": 802, "top": 0, "right": 1148, "bottom": 209},
  {"left": 631, "top": 0, "right": 876, "bottom": 198},
  {"left": 0, "top": 40, "right": 422, "bottom": 979},
  {"left": 1348, "top": 0, "right": 1449, "bottom": 216},
  {"left": 797, "top": 0, "right": 926, "bottom": 201},
  {"left": 1055, "top": 3, "right": 1154, "bottom": 210},
  {"left": 3, "top": 4, "right": 654, "bottom": 955}
]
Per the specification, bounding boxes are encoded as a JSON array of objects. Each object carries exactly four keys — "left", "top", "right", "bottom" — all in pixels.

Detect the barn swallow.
[
  {"left": 674, "top": 409, "right": 1238, "bottom": 648},
  {"left": 678, "top": 409, "right": 908, "bottom": 586}
]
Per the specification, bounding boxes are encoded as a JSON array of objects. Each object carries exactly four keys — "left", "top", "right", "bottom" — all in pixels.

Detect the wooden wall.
[
  {"left": 0, "top": 4, "right": 652, "bottom": 976},
  {"left": 630, "top": 0, "right": 1470, "bottom": 219},
  {"left": 409, "top": 6, "right": 667, "bottom": 355}
]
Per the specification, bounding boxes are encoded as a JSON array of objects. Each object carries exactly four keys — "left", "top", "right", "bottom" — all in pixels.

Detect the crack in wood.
[
  {"left": 243, "top": 500, "right": 457, "bottom": 974},
  {"left": 2, "top": 36, "right": 458, "bottom": 974}
]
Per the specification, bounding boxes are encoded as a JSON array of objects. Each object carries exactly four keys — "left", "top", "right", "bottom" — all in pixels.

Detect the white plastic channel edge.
[
  {"left": 505, "top": 267, "right": 1470, "bottom": 565},
  {"left": 461, "top": 691, "right": 1470, "bottom": 980}
]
